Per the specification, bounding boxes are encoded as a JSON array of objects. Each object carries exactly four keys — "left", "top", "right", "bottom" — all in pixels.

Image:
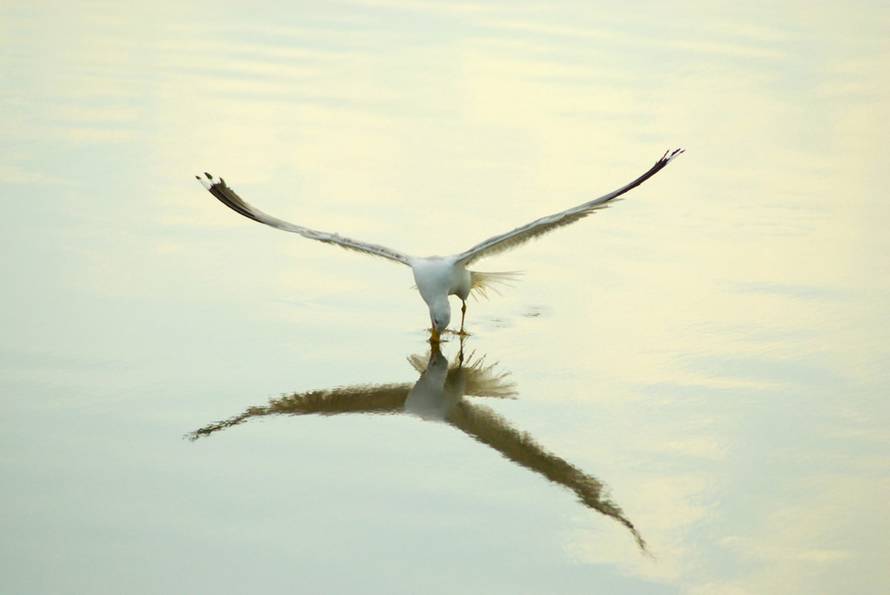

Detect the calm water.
[{"left": 2, "top": 2, "right": 889, "bottom": 594}]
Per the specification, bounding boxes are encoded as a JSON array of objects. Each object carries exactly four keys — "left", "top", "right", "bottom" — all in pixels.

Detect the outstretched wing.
[
  {"left": 454, "top": 149, "right": 684, "bottom": 265},
  {"left": 197, "top": 173, "right": 412, "bottom": 265}
]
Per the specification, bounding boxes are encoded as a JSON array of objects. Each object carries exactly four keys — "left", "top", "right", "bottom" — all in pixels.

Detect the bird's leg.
[{"left": 459, "top": 300, "right": 468, "bottom": 335}]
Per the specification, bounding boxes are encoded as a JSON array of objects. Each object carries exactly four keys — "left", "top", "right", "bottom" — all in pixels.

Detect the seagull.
[{"left": 197, "top": 148, "right": 683, "bottom": 341}]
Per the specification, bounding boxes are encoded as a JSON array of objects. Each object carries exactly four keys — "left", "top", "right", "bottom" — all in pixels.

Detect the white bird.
[{"left": 197, "top": 148, "right": 683, "bottom": 341}]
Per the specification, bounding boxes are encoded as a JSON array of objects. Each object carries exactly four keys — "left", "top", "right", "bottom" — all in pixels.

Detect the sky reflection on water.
[{"left": 1, "top": 1, "right": 889, "bottom": 594}]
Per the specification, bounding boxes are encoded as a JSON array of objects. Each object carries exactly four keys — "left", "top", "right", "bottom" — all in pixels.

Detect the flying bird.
[{"left": 197, "top": 148, "right": 683, "bottom": 340}]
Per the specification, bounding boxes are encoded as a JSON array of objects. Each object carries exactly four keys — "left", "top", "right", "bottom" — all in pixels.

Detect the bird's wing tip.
[
  {"left": 663, "top": 147, "right": 685, "bottom": 163},
  {"left": 196, "top": 171, "right": 223, "bottom": 190}
]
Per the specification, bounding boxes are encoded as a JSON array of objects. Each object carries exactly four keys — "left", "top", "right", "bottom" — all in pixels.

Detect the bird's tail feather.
[{"left": 470, "top": 270, "right": 522, "bottom": 300}]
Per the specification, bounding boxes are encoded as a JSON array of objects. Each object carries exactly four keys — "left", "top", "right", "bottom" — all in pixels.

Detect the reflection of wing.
[
  {"left": 188, "top": 383, "right": 411, "bottom": 440},
  {"left": 446, "top": 401, "right": 646, "bottom": 550},
  {"left": 454, "top": 149, "right": 683, "bottom": 265},
  {"left": 197, "top": 173, "right": 412, "bottom": 265}
]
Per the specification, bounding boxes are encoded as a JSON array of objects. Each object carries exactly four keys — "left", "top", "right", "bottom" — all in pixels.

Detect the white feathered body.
[
  {"left": 410, "top": 257, "right": 520, "bottom": 331},
  {"left": 411, "top": 257, "right": 471, "bottom": 304}
]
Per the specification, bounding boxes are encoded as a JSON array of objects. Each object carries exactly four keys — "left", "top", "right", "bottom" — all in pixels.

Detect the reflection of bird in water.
[
  {"left": 189, "top": 340, "right": 647, "bottom": 551},
  {"left": 197, "top": 149, "right": 683, "bottom": 341}
]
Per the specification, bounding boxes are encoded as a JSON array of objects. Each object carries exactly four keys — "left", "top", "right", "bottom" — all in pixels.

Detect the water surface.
[{"left": 2, "top": 2, "right": 889, "bottom": 594}]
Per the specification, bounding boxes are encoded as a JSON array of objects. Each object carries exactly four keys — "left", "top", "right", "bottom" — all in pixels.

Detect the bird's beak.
[{"left": 430, "top": 328, "right": 441, "bottom": 343}]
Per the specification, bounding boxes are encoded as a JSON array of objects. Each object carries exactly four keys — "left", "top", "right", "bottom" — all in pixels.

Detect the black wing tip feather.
[
  {"left": 643, "top": 147, "right": 684, "bottom": 178},
  {"left": 195, "top": 171, "right": 261, "bottom": 223},
  {"left": 661, "top": 147, "right": 685, "bottom": 163}
]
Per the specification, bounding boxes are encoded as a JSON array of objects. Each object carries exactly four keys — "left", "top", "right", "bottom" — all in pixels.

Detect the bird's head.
[{"left": 429, "top": 299, "right": 451, "bottom": 342}]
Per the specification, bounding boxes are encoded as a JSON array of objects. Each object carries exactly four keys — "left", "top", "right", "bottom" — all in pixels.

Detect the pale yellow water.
[{"left": 2, "top": 2, "right": 889, "bottom": 594}]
